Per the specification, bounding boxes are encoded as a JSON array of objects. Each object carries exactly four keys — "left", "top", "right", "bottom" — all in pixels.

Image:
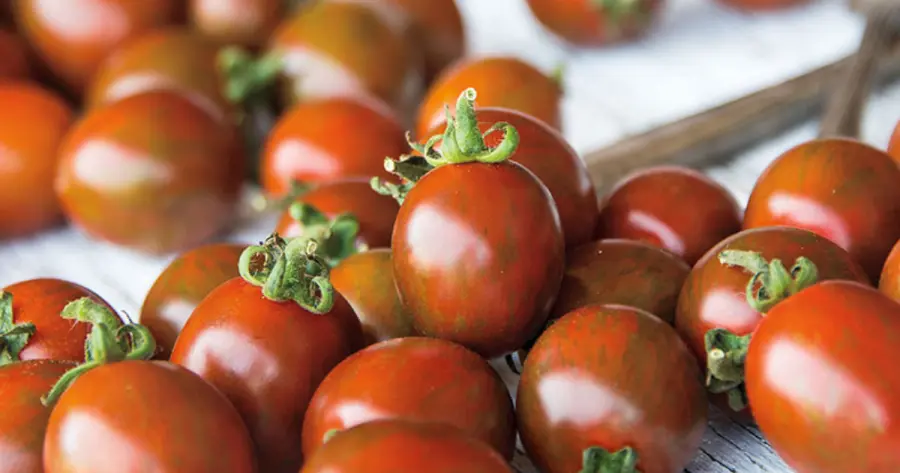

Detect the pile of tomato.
[{"left": 2, "top": 1, "right": 899, "bottom": 473}]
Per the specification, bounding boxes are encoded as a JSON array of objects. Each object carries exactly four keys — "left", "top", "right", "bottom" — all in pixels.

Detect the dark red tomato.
[
  {"left": 261, "top": 96, "right": 406, "bottom": 195},
  {"left": 0, "top": 82, "right": 72, "bottom": 239},
  {"left": 331, "top": 249, "right": 415, "bottom": 345},
  {"left": 597, "top": 165, "right": 742, "bottom": 266},
  {"left": 424, "top": 107, "right": 598, "bottom": 248},
  {"left": 55, "top": 91, "right": 245, "bottom": 254},
  {"left": 713, "top": 0, "right": 811, "bottom": 10},
  {"left": 189, "top": 0, "right": 283, "bottom": 49},
  {"left": 745, "top": 281, "right": 900, "bottom": 473},
  {"left": 275, "top": 179, "right": 399, "bottom": 248},
  {"left": 14, "top": 0, "right": 180, "bottom": 95},
  {"left": 879, "top": 239, "right": 900, "bottom": 304},
  {"left": 2, "top": 278, "right": 114, "bottom": 364},
  {"left": 43, "top": 360, "right": 255, "bottom": 472},
  {"left": 301, "top": 337, "right": 516, "bottom": 460},
  {"left": 139, "top": 243, "right": 244, "bottom": 359},
  {"left": 170, "top": 277, "right": 363, "bottom": 473},
  {"left": 301, "top": 419, "right": 513, "bottom": 473},
  {"left": 743, "top": 138, "right": 900, "bottom": 283},
  {"left": 889, "top": 120, "right": 899, "bottom": 161},
  {"left": 525, "top": 0, "right": 663, "bottom": 47},
  {"left": 416, "top": 57, "right": 562, "bottom": 140},
  {"left": 517, "top": 304, "right": 707, "bottom": 473},
  {"left": 0, "top": 360, "right": 75, "bottom": 473},
  {"left": 0, "top": 29, "right": 29, "bottom": 79}
]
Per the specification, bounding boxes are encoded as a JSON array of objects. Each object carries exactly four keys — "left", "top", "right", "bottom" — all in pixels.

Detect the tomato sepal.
[
  {"left": 580, "top": 446, "right": 640, "bottom": 473},
  {"left": 718, "top": 250, "right": 819, "bottom": 313},
  {"left": 704, "top": 327, "right": 751, "bottom": 411},
  {"left": 0, "top": 291, "right": 37, "bottom": 365}
]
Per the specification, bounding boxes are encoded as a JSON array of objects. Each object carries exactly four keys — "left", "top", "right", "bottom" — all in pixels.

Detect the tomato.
[
  {"left": 13, "top": 0, "right": 180, "bottom": 95},
  {"left": 880, "top": 239, "right": 900, "bottom": 303},
  {"left": 597, "top": 165, "right": 742, "bottom": 266},
  {"left": 744, "top": 138, "right": 900, "bottom": 283},
  {"left": 0, "top": 29, "right": 29, "bottom": 79},
  {"left": 189, "top": 0, "right": 283, "bottom": 49},
  {"left": 889, "top": 120, "right": 899, "bottom": 161},
  {"left": 0, "top": 360, "right": 75, "bottom": 473},
  {"left": 524, "top": 0, "right": 663, "bottom": 47},
  {"left": 416, "top": 57, "right": 562, "bottom": 139},
  {"left": 302, "top": 337, "right": 516, "bottom": 460},
  {"left": 744, "top": 281, "right": 900, "bottom": 472},
  {"left": 261, "top": 96, "right": 407, "bottom": 195},
  {"left": 55, "top": 91, "right": 245, "bottom": 254},
  {"left": 517, "top": 304, "right": 707, "bottom": 473},
  {"left": 0, "top": 82, "right": 73, "bottom": 239},
  {"left": 301, "top": 419, "right": 513, "bottom": 473},
  {"left": 424, "top": 107, "right": 598, "bottom": 248},
  {"left": 43, "top": 360, "right": 255, "bottom": 473},
  {"left": 139, "top": 243, "right": 244, "bottom": 359},
  {"left": 713, "top": 0, "right": 811, "bottom": 10}
]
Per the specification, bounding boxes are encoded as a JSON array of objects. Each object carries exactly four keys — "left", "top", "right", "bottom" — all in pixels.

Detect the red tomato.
[
  {"left": 525, "top": 0, "right": 663, "bottom": 47},
  {"left": 301, "top": 419, "right": 513, "bottom": 473},
  {"left": 597, "top": 165, "right": 742, "bottom": 265},
  {"left": 743, "top": 138, "right": 900, "bottom": 283},
  {"left": 189, "top": 0, "right": 283, "bottom": 49},
  {"left": 879, "top": 239, "right": 900, "bottom": 303},
  {"left": 55, "top": 91, "right": 245, "bottom": 254},
  {"left": 889, "top": 120, "right": 899, "bottom": 161},
  {"left": 416, "top": 56, "right": 562, "bottom": 139},
  {"left": 301, "top": 337, "right": 516, "bottom": 460},
  {"left": 424, "top": 107, "right": 598, "bottom": 248},
  {"left": 14, "top": 0, "right": 180, "bottom": 95},
  {"left": 713, "top": 0, "right": 811, "bottom": 10},
  {"left": 0, "top": 29, "right": 29, "bottom": 79},
  {"left": 43, "top": 360, "right": 256, "bottom": 472},
  {"left": 261, "top": 96, "right": 407, "bottom": 195},
  {"left": 517, "top": 304, "right": 708, "bottom": 473},
  {"left": 2, "top": 278, "right": 114, "bottom": 364},
  {"left": 0, "top": 360, "right": 75, "bottom": 473},
  {"left": 139, "top": 243, "right": 244, "bottom": 359},
  {"left": 745, "top": 281, "right": 900, "bottom": 473},
  {"left": 0, "top": 82, "right": 73, "bottom": 239}
]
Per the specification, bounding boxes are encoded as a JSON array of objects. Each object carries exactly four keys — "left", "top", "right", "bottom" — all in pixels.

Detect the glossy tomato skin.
[
  {"left": 3, "top": 278, "right": 114, "bottom": 363},
  {"left": 743, "top": 138, "right": 900, "bottom": 283},
  {"left": 0, "top": 82, "right": 72, "bottom": 239},
  {"left": 425, "top": 107, "right": 597, "bottom": 248},
  {"left": 417, "top": 57, "right": 562, "bottom": 139},
  {"left": 0, "top": 360, "right": 75, "bottom": 473},
  {"left": 0, "top": 29, "right": 29, "bottom": 79},
  {"left": 889, "top": 120, "right": 899, "bottom": 161},
  {"left": 392, "top": 161, "right": 565, "bottom": 358},
  {"left": 597, "top": 165, "right": 742, "bottom": 266},
  {"left": 189, "top": 0, "right": 283, "bottom": 49},
  {"left": 43, "top": 360, "right": 256, "bottom": 473},
  {"left": 745, "top": 281, "right": 900, "bottom": 473},
  {"left": 140, "top": 243, "right": 244, "bottom": 359},
  {"left": 302, "top": 337, "right": 516, "bottom": 460},
  {"left": 518, "top": 305, "right": 707, "bottom": 473},
  {"left": 525, "top": 0, "right": 663, "bottom": 47},
  {"left": 301, "top": 419, "right": 513, "bottom": 473},
  {"left": 170, "top": 277, "right": 364, "bottom": 473},
  {"left": 55, "top": 91, "right": 245, "bottom": 254},
  {"left": 879, "top": 239, "right": 900, "bottom": 303},
  {"left": 14, "top": 0, "right": 180, "bottom": 95},
  {"left": 261, "top": 96, "right": 406, "bottom": 195},
  {"left": 713, "top": 0, "right": 811, "bottom": 10}
]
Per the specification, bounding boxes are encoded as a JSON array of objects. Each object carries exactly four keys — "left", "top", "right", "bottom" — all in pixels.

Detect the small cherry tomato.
[
  {"left": 744, "top": 138, "right": 900, "bottom": 283},
  {"left": 0, "top": 82, "right": 73, "bottom": 239},
  {"left": 43, "top": 360, "right": 256, "bottom": 473},
  {"left": 416, "top": 56, "right": 562, "bottom": 139},
  {"left": 301, "top": 419, "right": 513, "bottom": 473},
  {"left": 189, "top": 0, "right": 283, "bottom": 49},
  {"left": 525, "top": 0, "right": 663, "bottom": 47},
  {"left": 139, "top": 243, "right": 244, "bottom": 359},
  {"left": 55, "top": 91, "right": 245, "bottom": 254},
  {"left": 517, "top": 304, "right": 708, "bottom": 473},
  {"left": 889, "top": 120, "right": 899, "bottom": 161},
  {"left": 597, "top": 165, "right": 742, "bottom": 266},
  {"left": 713, "top": 0, "right": 811, "bottom": 10},
  {"left": 0, "top": 29, "right": 29, "bottom": 79},
  {"left": 302, "top": 337, "right": 516, "bottom": 460}
]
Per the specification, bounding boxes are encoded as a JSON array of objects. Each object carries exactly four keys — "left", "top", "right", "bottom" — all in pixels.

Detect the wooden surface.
[{"left": 3, "top": 0, "right": 900, "bottom": 472}]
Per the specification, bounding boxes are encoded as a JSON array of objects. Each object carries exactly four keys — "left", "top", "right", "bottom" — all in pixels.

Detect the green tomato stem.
[
  {"left": 580, "top": 446, "right": 641, "bottom": 473},
  {"left": 218, "top": 46, "right": 282, "bottom": 108},
  {"left": 704, "top": 328, "right": 752, "bottom": 411},
  {"left": 0, "top": 291, "right": 37, "bottom": 366},
  {"left": 718, "top": 250, "right": 819, "bottom": 313}
]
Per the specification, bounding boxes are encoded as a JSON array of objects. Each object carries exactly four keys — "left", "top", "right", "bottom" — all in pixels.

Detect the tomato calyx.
[
  {"left": 704, "top": 328, "right": 751, "bottom": 411},
  {"left": 580, "top": 446, "right": 640, "bottom": 473},
  {"left": 718, "top": 250, "right": 820, "bottom": 313},
  {"left": 219, "top": 46, "right": 282, "bottom": 112},
  {"left": 0, "top": 291, "right": 36, "bottom": 366},
  {"left": 370, "top": 151, "right": 432, "bottom": 205},
  {"left": 591, "top": 0, "right": 654, "bottom": 34},
  {"left": 288, "top": 202, "right": 363, "bottom": 266}
]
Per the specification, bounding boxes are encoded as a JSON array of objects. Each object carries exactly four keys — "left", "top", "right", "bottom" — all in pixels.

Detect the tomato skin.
[
  {"left": 301, "top": 337, "right": 516, "bottom": 460},
  {"left": 743, "top": 138, "right": 900, "bottom": 283},
  {"left": 170, "top": 277, "right": 364, "bottom": 473},
  {"left": 597, "top": 165, "right": 742, "bottom": 266},
  {"left": 889, "top": 120, "right": 899, "bottom": 161},
  {"left": 416, "top": 57, "right": 562, "bottom": 140},
  {"left": 392, "top": 161, "right": 565, "bottom": 358},
  {"left": 140, "top": 243, "right": 244, "bottom": 360},
  {"left": 425, "top": 107, "right": 598, "bottom": 248},
  {"left": 0, "top": 82, "right": 72, "bottom": 239},
  {"left": 301, "top": 419, "right": 513, "bottom": 473},
  {"left": 525, "top": 0, "right": 663, "bottom": 47},
  {"left": 879, "top": 239, "right": 900, "bottom": 303},
  {"left": 0, "top": 360, "right": 75, "bottom": 473},
  {"left": 0, "top": 29, "right": 29, "bottom": 79},
  {"left": 189, "top": 0, "right": 283, "bottom": 49},
  {"left": 43, "top": 360, "right": 256, "bottom": 473},
  {"left": 714, "top": 0, "right": 811, "bottom": 10},
  {"left": 13, "top": 0, "right": 180, "bottom": 95},
  {"left": 745, "top": 281, "right": 900, "bottom": 473},
  {"left": 517, "top": 304, "right": 708, "bottom": 473},
  {"left": 55, "top": 91, "right": 245, "bottom": 254},
  {"left": 261, "top": 96, "right": 406, "bottom": 195}
]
